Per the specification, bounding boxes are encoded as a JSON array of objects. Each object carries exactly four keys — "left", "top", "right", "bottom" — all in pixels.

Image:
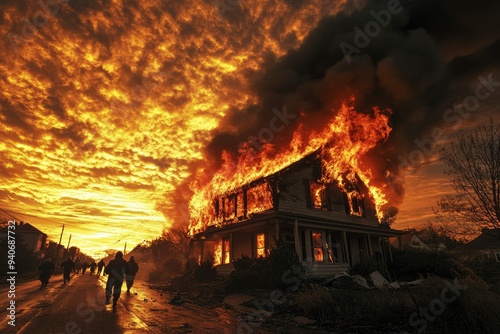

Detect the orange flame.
[
  {"left": 214, "top": 239, "right": 222, "bottom": 266},
  {"left": 189, "top": 98, "right": 392, "bottom": 233}
]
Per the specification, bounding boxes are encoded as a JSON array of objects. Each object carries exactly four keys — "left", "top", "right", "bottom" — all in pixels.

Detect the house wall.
[
  {"left": 20, "top": 233, "right": 42, "bottom": 254},
  {"left": 232, "top": 233, "right": 252, "bottom": 259},
  {"left": 277, "top": 164, "right": 379, "bottom": 227},
  {"left": 221, "top": 223, "right": 277, "bottom": 261}
]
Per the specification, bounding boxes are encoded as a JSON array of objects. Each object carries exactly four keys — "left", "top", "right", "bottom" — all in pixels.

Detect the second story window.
[
  {"left": 309, "top": 181, "right": 328, "bottom": 210},
  {"left": 345, "top": 191, "right": 364, "bottom": 217}
]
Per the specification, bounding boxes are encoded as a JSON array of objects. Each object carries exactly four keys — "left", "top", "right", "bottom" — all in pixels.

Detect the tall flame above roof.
[{"left": 189, "top": 98, "right": 392, "bottom": 232}]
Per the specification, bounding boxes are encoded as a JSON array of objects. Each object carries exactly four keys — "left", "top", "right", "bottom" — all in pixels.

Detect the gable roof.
[
  {"left": 17, "top": 222, "right": 46, "bottom": 235},
  {"left": 466, "top": 228, "right": 500, "bottom": 250}
]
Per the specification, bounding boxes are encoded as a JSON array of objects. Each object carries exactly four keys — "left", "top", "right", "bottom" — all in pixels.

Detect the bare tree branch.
[{"left": 436, "top": 119, "right": 500, "bottom": 235}]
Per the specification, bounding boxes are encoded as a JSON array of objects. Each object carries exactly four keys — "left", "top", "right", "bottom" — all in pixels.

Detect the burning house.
[
  {"left": 189, "top": 102, "right": 403, "bottom": 276},
  {"left": 190, "top": 151, "right": 402, "bottom": 277}
]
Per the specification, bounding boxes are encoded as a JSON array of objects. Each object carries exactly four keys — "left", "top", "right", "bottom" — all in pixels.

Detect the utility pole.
[
  {"left": 66, "top": 234, "right": 72, "bottom": 258},
  {"left": 124, "top": 242, "right": 127, "bottom": 256},
  {"left": 56, "top": 224, "right": 65, "bottom": 263}
]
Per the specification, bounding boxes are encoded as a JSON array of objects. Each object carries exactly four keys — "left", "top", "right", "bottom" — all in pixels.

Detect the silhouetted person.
[
  {"left": 82, "top": 262, "right": 89, "bottom": 275},
  {"left": 61, "top": 257, "right": 75, "bottom": 285},
  {"left": 38, "top": 258, "right": 55, "bottom": 289},
  {"left": 90, "top": 261, "right": 97, "bottom": 276},
  {"left": 97, "top": 259, "right": 105, "bottom": 276},
  {"left": 104, "top": 251, "right": 127, "bottom": 308},
  {"left": 75, "top": 257, "right": 81, "bottom": 274},
  {"left": 125, "top": 256, "right": 139, "bottom": 294}
]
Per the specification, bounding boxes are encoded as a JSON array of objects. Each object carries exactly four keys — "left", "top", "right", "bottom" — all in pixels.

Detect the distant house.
[
  {"left": 17, "top": 221, "right": 47, "bottom": 256},
  {"left": 463, "top": 228, "right": 500, "bottom": 262},
  {"left": 416, "top": 230, "right": 447, "bottom": 251},
  {"left": 391, "top": 230, "right": 447, "bottom": 252},
  {"left": 391, "top": 233, "right": 430, "bottom": 250},
  {"left": 190, "top": 151, "right": 402, "bottom": 277}
]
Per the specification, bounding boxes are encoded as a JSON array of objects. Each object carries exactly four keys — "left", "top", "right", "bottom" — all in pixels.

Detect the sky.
[{"left": 1, "top": 0, "right": 499, "bottom": 258}]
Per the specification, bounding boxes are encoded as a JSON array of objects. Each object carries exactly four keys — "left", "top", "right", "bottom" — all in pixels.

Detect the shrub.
[
  {"left": 351, "top": 256, "right": 389, "bottom": 279},
  {"left": 294, "top": 276, "right": 500, "bottom": 333},
  {"left": 465, "top": 258, "right": 500, "bottom": 293},
  {"left": 226, "top": 240, "right": 307, "bottom": 290},
  {"left": 389, "top": 248, "right": 463, "bottom": 281},
  {"left": 193, "top": 259, "right": 217, "bottom": 282},
  {"left": 148, "top": 257, "right": 185, "bottom": 282}
]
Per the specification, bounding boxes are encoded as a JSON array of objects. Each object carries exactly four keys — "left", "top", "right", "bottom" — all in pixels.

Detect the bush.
[
  {"left": 294, "top": 276, "right": 500, "bottom": 333},
  {"left": 389, "top": 248, "right": 463, "bottom": 281},
  {"left": 226, "top": 241, "right": 307, "bottom": 290},
  {"left": 193, "top": 259, "right": 217, "bottom": 282},
  {"left": 148, "top": 257, "right": 185, "bottom": 282},
  {"left": 464, "top": 258, "right": 500, "bottom": 293},
  {"left": 351, "top": 256, "right": 389, "bottom": 279}
]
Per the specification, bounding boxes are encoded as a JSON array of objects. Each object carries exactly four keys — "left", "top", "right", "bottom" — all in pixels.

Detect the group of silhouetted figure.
[{"left": 37, "top": 251, "right": 139, "bottom": 308}]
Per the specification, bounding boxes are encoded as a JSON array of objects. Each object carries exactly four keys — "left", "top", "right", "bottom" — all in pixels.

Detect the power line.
[{"left": 0, "top": 208, "right": 21, "bottom": 221}]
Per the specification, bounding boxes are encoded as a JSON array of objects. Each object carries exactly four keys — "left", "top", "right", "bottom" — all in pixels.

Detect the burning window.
[
  {"left": 246, "top": 182, "right": 273, "bottom": 215},
  {"left": 213, "top": 198, "right": 222, "bottom": 223},
  {"left": 255, "top": 233, "right": 266, "bottom": 258},
  {"left": 214, "top": 240, "right": 222, "bottom": 265},
  {"left": 222, "top": 238, "right": 231, "bottom": 264},
  {"left": 309, "top": 181, "right": 328, "bottom": 210},
  {"left": 224, "top": 195, "right": 236, "bottom": 221},
  {"left": 311, "top": 232, "right": 324, "bottom": 262},
  {"left": 236, "top": 192, "right": 244, "bottom": 218},
  {"left": 345, "top": 191, "right": 364, "bottom": 217},
  {"left": 326, "top": 231, "right": 344, "bottom": 263}
]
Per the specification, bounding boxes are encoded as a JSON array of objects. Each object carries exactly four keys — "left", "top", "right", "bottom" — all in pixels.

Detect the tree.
[
  {"left": 435, "top": 119, "right": 500, "bottom": 236},
  {"left": 415, "top": 222, "right": 464, "bottom": 249}
]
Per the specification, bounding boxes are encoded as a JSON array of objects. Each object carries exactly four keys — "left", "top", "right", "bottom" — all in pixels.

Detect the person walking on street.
[
  {"left": 97, "top": 259, "right": 105, "bottom": 276},
  {"left": 38, "top": 258, "right": 55, "bottom": 289},
  {"left": 61, "top": 257, "right": 75, "bottom": 285},
  {"left": 75, "top": 257, "right": 81, "bottom": 274},
  {"left": 104, "top": 251, "right": 127, "bottom": 308},
  {"left": 90, "top": 260, "right": 97, "bottom": 276},
  {"left": 125, "top": 256, "right": 139, "bottom": 294},
  {"left": 82, "top": 261, "right": 89, "bottom": 275}
]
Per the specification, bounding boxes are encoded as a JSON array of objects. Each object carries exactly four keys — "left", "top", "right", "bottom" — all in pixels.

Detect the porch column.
[
  {"left": 275, "top": 221, "right": 280, "bottom": 242},
  {"left": 387, "top": 237, "right": 394, "bottom": 263},
  {"left": 379, "top": 238, "right": 387, "bottom": 262},
  {"left": 294, "top": 220, "right": 301, "bottom": 261},
  {"left": 342, "top": 230, "right": 350, "bottom": 266},
  {"left": 200, "top": 240, "right": 204, "bottom": 263},
  {"left": 230, "top": 233, "right": 233, "bottom": 262},
  {"left": 367, "top": 234, "right": 373, "bottom": 256}
]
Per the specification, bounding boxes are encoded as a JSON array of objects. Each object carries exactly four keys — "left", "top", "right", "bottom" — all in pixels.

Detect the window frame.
[
  {"left": 254, "top": 233, "right": 266, "bottom": 258},
  {"left": 222, "top": 238, "right": 231, "bottom": 264}
]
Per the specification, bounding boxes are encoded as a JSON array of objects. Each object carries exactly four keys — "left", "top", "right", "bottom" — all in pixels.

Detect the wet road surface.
[{"left": 1, "top": 273, "right": 237, "bottom": 334}]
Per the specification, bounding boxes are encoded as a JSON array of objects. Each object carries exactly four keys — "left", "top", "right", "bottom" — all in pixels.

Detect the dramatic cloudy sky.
[{"left": 1, "top": 0, "right": 499, "bottom": 257}]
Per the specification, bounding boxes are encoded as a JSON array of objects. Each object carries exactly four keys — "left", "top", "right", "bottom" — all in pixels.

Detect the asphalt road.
[
  {"left": 1, "top": 272, "right": 338, "bottom": 334},
  {"left": 0, "top": 273, "right": 237, "bottom": 334},
  {"left": 1, "top": 273, "right": 145, "bottom": 333}
]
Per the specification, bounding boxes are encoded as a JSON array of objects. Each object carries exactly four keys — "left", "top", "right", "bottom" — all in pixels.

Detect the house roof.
[
  {"left": 466, "top": 228, "right": 500, "bottom": 250},
  {"left": 17, "top": 222, "right": 46, "bottom": 235},
  {"left": 398, "top": 233, "right": 417, "bottom": 244}
]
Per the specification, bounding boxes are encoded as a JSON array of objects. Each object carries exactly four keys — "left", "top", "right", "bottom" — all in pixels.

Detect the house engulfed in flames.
[{"left": 190, "top": 149, "right": 402, "bottom": 277}]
